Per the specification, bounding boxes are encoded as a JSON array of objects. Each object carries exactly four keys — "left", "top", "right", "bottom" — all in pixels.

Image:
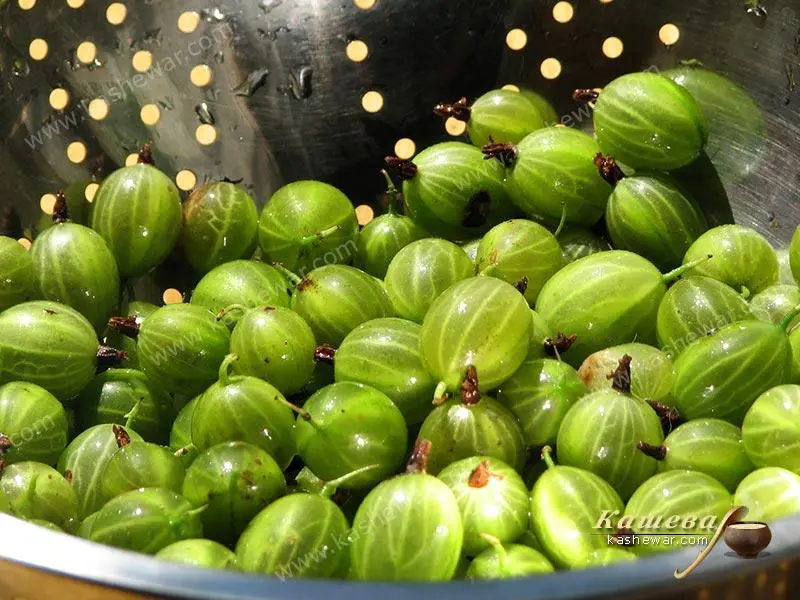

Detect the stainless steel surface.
[{"left": 1, "top": 0, "right": 800, "bottom": 598}]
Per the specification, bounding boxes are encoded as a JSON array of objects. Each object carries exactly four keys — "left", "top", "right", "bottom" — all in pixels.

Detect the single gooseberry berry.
[
  {"left": 100, "top": 425, "right": 185, "bottom": 503},
  {"left": 353, "top": 171, "right": 428, "bottom": 278},
  {"left": 257, "top": 180, "right": 358, "bottom": 276},
  {"left": 182, "top": 441, "right": 286, "bottom": 546},
  {"left": 190, "top": 354, "right": 296, "bottom": 469},
  {"left": 438, "top": 457, "right": 530, "bottom": 557},
  {"left": 466, "top": 536, "right": 554, "bottom": 580},
  {"left": 0, "top": 300, "right": 127, "bottom": 402},
  {"left": 285, "top": 264, "right": 394, "bottom": 346},
  {"left": 519, "top": 88, "right": 559, "bottom": 125},
  {"left": 734, "top": 467, "right": 800, "bottom": 523},
  {"left": 531, "top": 446, "right": 624, "bottom": 568},
  {"left": 109, "top": 303, "right": 231, "bottom": 398},
  {"left": 189, "top": 260, "right": 291, "bottom": 328},
  {"left": 170, "top": 396, "right": 199, "bottom": 468},
  {"left": 156, "top": 539, "right": 240, "bottom": 570},
  {"left": 91, "top": 145, "right": 183, "bottom": 277},
  {"left": 497, "top": 358, "right": 587, "bottom": 448},
  {"left": 591, "top": 72, "right": 708, "bottom": 171},
  {"left": 102, "top": 300, "right": 158, "bottom": 370},
  {"left": 433, "top": 89, "right": 545, "bottom": 148},
  {"left": 416, "top": 367, "right": 526, "bottom": 475},
  {"left": 0, "top": 382, "right": 68, "bottom": 466},
  {"left": 384, "top": 238, "right": 474, "bottom": 323},
  {"left": 682, "top": 225, "right": 779, "bottom": 296},
  {"left": 558, "top": 228, "right": 610, "bottom": 264},
  {"left": 749, "top": 285, "right": 800, "bottom": 330},
  {"left": 385, "top": 142, "right": 518, "bottom": 241},
  {"left": 742, "top": 385, "right": 800, "bottom": 474},
  {"left": 181, "top": 181, "right": 259, "bottom": 274},
  {"left": 671, "top": 316, "right": 796, "bottom": 425},
  {"left": 656, "top": 276, "right": 754, "bottom": 359},
  {"left": 229, "top": 306, "right": 316, "bottom": 397},
  {"left": 57, "top": 422, "right": 144, "bottom": 518},
  {"left": 75, "top": 369, "right": 176, "bottom": 445},
  {"left": 482, "top": 128, "right": 612, "bottom": 227},
  {"left": 295, "top": 381, "right": 408, "bottom": 489},
  {"left": 0, "top": 235, "right": 37, "bottom": 311},
  {"left": 31, "top": 191, "right": 120, "bottom": 332},
  {"left": 0, "top": 461, "right": 79, "bottom": 532},
  {"left": 556, "top": 389, "right": 664, "bottom": 500},
  {"left": 476, "top": 219, "right": 563, "bottom": 306},
  {"left": 89, "top": 487, "right": 204, "bottom": 554},
  {"left": 622, "top": 470, "right": 732, "bottom": 555},
  {"left": 636, "top": 418, "right": 754, "bottom": 492},
  {"left": 333, "top": 318, "right": 437, "bottom": 425},
  {"left": 420, "top": 277, "right": 531, "bottom": 395},
  {"left": 349, "top": 440, "right": 464, "bottom": 581}
]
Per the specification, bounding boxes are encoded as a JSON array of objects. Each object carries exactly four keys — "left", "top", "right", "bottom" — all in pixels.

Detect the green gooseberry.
[
  {"left": 791, "top": 226, "right": 800, "bottom": 285},
  {"left": 112, "top": 303, "right": 231, "bottom": 398},
  {"left": 91, "top": 146, "right": 182, "bottom": 278},
  {"left": 461, "top": 239, "right": 481, "bottom": 264},
  {"left": 0, "top": 235, "right": 37, "bottom": 311},
  {"left": 433, "top": 89, "right": 545, "bottom": 148},
  {"left": 77, "top": 511, "right": 98, "bottom": 538},
  {"left": 742, "top": 384, "right": 800, "bottom": 474},
  {"left": 519, "top": 88, "right": 559, "bottom": 125},
  {"left": 476, "top": 219, "right": 563, "bottom": 306},
  {"left": 182, "top": 441, "right": 286, "bottom": 546},
  {"left": 31, "top": 194, "right": 120, "bottom": 332},
  {"left": 0, "top": 381, "right": 68, "bottom": 466},
  {"left": 777, "top": 248, "right": 795, "bottom": 285},
  {"left": 592, "top": 72, "right": 707, "bottom": 171},
  {"left": 577, "top": 343, "right": 673, "bottom": 404},
  {"left": 295, "top": 382, "right": 408, "bottom": 489},
  {"left": 75, "top": 369, "right": 176, "bottom": 445},
  {"left": 558, "top": 228, "right": 609, "bottom": 264},
  {"left": 656, "top": 276, "right": 754, "bottom": 358},
  {"left": 89, "top": 488, "right": 204, "bottom": 554},
  {"left": 181, "top": 181, "right": 259, "bottom": 274},
  {"left": 170, "top": 396, "right": 199, "bottom": 468},
  {"left": 387, "top": 142, "right": 518, "bottom": 241},
  {"left": 333, "top": 317, "right": 436, "bottom": 425},
  {"left": 671, "top": 319, "right": 794, "bottom": 425},
  {"left": 288, "top": 264, "right": 394, "bottom": 346},
  {"left": 664, "top": 65, "right": 767, "bottom": 185},
  {"left": 101, "top": 431, "right": 185, "bottom": 503},
  {"left": 484, "top": 128, "right": 611, "bottom": 226},
  {"left": 557, "top": 390, "right": 664, "bottom": 500},
  {"left": 191, "top": 354, "right": 296, "bottom": 469},
  {"left": 229, "top": 306, "right": 316, "bottom": 397},
  {"left": 604, "top": 170, "right": 708, "bottom": 271},
  {"left": 420, "top": 277, "right": 531, "bottom": 394},
  {"left": 497, "top": 358, "right": 587, "bottom": 447},
  {"left": 438, "top": 457, "right": 529, "bottom": 557},
  {"left": 671, "top": 151, "right": 735, "bottom": 229},
  {"left": 353, "top": 171, "right": 428, "bottom": 278},
  {"left": 466, "top": 539, "right": 554, "bottom": 580},
  {"left": 536, "top": 251, "right": 700, "bottom": 367},
  {"left": 156, "top": 539, "right": 239, "bottom": 570},
  {"left": 189, "top": 261, "right": 291, "bottom": 328},
  {"left": 576, "top": 548, "right": 637, "bottom": 569},
  {"left": 682, "top": 225, "right": 779, "bottom": 295},
  {"left": 257, "top": 180, "right": 359, "bottom": 275},
  {"left": 57, "top": 423, "right": 143, "bottom": 517},
  {"left": 103, "top": 301, "right": 158, "bottom": 370},
  {"left": 750, "top": 285, "right": 800, "bottom": 330},
  {"left": 416, "top": 368, "right": 525, "bottom": 475},
  {"left": 636, "top": 418, "right": 753, "bottom": 493},
  {"left": 527, "top": 309, "right": 555, "bottom": 360},
  {"left": 349, "top": 440, "right": 464, "bottom": 581},
  {"left": 0, "top": 461, "right": 78, "bottom": 532},
  {"left": 734, "top": 467, "right": 800, "bottom": 523},
  {"left": 622, "top": 471, "right": 732, "bottom": 556},
  {"left": 0, "top": 300, "right": 126, "bottom": 401},
  {"left": 384, "top": 238, "right": 474, "bottom": 323},
  {"left": 531, "top": 447, "right": 624, "bottom": 569}
]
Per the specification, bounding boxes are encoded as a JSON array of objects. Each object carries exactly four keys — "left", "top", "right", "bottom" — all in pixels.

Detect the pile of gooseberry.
[{"left": 1, "top": 62, "right": 800, "bottom": 584}]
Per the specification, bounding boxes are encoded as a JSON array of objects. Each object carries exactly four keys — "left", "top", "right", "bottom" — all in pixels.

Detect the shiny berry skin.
[{"left": 0, "top": 382, "right": 69, "bottom": 466}]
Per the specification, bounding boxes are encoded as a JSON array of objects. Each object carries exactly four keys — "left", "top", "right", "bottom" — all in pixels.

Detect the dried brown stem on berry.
[
  {"left": 52, "top": 190, "right": 70, "bottom": 224},
  {"left": 482, "top": 138, "right": 518, "bottom": 168},
  {"left": 647, "top": 400, "right": 682, "bottom": 434},
  {"left": 112, "top": 424, "right": 132, "bottom": 448},
  {"left": 433, "top": 97, "right": 471, "bottom": 122},
  {"left": 513, "top": 276, "right": 529, "bottom": 296},
  {"left": 544, "top": 333, "right": 577, "bottom": 357},
  {"left": 573, "top": 89, "right": 600, "bottom": 103},
  {"left": 594, "top": 154, "right": 626, "bottom": 186},
  {"left": 608, "top": 354, "right": 633, "bottom": 394},
  {"left": 637, "top": 440, "right": 667, "bottom": 460},
  {"left": 460, "top": 365, "right": 481, "bottom": 406},
  {"left": 407, "top": 439, "right": 432, "bottom": 474},
  {"left": 384, "top": 156, "right": 418, "bottom": 180},
  {"left": 468, "top": 461, "right": 501, "bottom": 488},
  {"left": 137, "top": 143, "right": 155, "bottom": 165},
  {"left": 96, "top": 346, "right": 128, "bottom": 372},
  {"left": 0, "top": 434, "right": 12, "bottom": 452},
  {"left": 314, "top": 344, "right": 336, "bottom": 364},
  {"left": 107, "top": 316, "right": 140, "bottom": 340}
]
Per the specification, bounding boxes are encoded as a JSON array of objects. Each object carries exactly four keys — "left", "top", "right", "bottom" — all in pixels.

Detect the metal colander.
[{"left": 1, "top": 0, "right": 800, "bottom": 598}]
